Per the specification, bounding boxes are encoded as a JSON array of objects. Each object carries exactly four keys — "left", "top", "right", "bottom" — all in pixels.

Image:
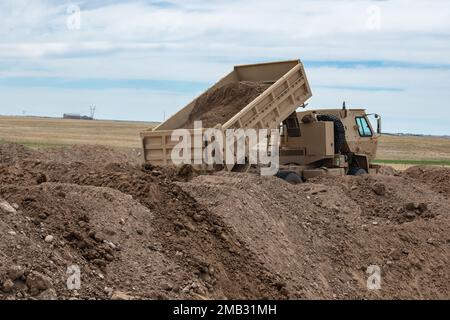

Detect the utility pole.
[{"left": 90, "top": 106, "right": 96, "bottom": 119}]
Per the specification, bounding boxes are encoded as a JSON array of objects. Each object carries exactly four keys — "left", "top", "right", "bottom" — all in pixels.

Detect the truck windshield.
[{"left": 356, "top": 117, "right": 373, "bottom": 137}]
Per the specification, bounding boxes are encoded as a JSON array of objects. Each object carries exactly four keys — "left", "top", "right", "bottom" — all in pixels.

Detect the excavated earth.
[
  {"left": 0, "top": 143, "right": 449, "bottom": 300},
  {"left": 180, "top": 81, "right": 271, "bottom": 129}
]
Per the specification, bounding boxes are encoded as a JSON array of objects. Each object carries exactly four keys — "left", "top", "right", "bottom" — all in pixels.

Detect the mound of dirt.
[
  {"left": 180, "top": 81, "right": 270, "bottom": 129},
  {"left": 378, "top": 165, "right": 400, "bottom": 176},
  {"left": 0, "top": 143, "right": 283, "bottom": 300},
  {"left": 403, "top": 166, "right": 450, "bottom": 197},
  {"left": 0, "top": 144, "right": 143, "bottom": 168},
  {"left": 1, "top": 143, "right": 449, "bottom": 300},
  {"left": 0, "top": 143, "right": 36, "bottom": 164},
  {"left": 180, "top": 172, "right": 450, "bottom": 299},
  {"left": 36, "top": 145, "right": 143, "bottom": 167}
]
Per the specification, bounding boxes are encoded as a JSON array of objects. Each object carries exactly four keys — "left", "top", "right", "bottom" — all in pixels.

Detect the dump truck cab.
[{"left": 278, "top": 107, "right": 381, "bottom": 180}]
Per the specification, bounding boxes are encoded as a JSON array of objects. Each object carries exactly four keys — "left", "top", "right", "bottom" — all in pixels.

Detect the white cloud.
[
  {"left": 0, "top": 0, "right": 449, "bottom": 134},
  {"left": 1, "top": 0, "right": 449, "bottom": 62}
]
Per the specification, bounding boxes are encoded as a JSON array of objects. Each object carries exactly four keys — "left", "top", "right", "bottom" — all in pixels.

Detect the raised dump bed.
[{"left": 141, "top": 59, "right": 312, "bottom": 166}]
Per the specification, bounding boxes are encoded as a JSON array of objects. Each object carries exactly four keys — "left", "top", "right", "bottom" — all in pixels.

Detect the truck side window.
[
  {"left": 356, "top": 117, "right": 373, "bottom": 137},
  {"left": 283, "top": 113, "right": 301, "bottom": 137}
]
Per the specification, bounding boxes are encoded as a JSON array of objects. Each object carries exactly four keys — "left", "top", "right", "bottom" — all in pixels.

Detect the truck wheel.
[
  {"left": 317, "top": 114, "right": 346, "bottom": 154},
  {"left": 276, "top": 171, "right": 303, "bottom": 184},
  {"left": 348, "top": 167, "right": 368, "bottom": 176},
  {"left": 285, "top": 173, "right": 303, "bottom": 184},
  {"left": 231, "top": 163, "right": 251, "bottom": 173}
]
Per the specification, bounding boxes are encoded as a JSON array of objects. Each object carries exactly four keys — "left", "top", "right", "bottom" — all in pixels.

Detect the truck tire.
[
  {"left": 231, "top": 163, "right": 251, "bottom": 173},
  {"left": 285, "top": 173, "right": 303, "bottom": 184},
  {"left": 348, "top": 167, "right": 368, "bottom": 176},
  {"left": 317, "top": 114, "right": 346, "bottom": 154},
  {"left": 276, "top": 171, "right": 303, "bottom": 184}
]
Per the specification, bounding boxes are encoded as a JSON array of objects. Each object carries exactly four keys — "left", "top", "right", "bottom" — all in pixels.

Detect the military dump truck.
[{"left": 141, "top": 59, "right": 381, "bottom": 182}]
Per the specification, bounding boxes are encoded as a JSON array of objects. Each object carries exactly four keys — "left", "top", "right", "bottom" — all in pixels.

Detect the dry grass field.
[
  {"left": 0, "top": 116, "right": 156, "bottom": 149},
  {"left": 376, "top": 135, "right": 450, "bottom": 169},
  {"left": 1, "top": 116, "right": 449, "bottom": 169}
]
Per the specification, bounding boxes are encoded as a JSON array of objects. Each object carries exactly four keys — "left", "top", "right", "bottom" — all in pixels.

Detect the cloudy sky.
[{"left": 0, "top": 0, "right": 449, "bottom": 134}]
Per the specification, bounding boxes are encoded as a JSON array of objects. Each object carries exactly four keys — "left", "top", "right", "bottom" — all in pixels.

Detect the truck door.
[{"left": 354, "top": 115, "right": 378, "bottom": 161}]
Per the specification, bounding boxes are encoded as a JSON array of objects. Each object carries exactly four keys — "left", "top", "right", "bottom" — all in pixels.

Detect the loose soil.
[
  {"left": 180, "top": 81, "right": 271, "bottom": 129},
  {"left": 0, "top": 143, "right": 449, "bottom": 300}
]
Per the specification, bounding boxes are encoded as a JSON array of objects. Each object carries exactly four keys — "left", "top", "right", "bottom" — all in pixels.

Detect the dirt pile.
[
  {"left": 377, "top": 165, "right": 400, "bottom": 176},
  {"left": 181, "top": 81, "right": 270, "bottom": 129},
  {"left": 0, "top": 143, "right": 36, "bottom": 164},
  {"left": 0, "top": 144, "right": 143, "bottom": 167},
  {"left": 0, "top": 143, "right": 449, "bottom": 300},
  {"left": 35, "top": 145, "right": 144, "bottom": 167},
  {"left": 180, "top": 172, "right": 450, "bottom": 299},
  {"left": 403, "top": 166, "right": 450, "bottom": 197},
  {"left": 0, "top": 143, "right": 283, "bottom": 300}
]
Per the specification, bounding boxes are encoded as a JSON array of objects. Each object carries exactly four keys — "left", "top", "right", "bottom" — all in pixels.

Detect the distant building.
[{"left": 63, "top": 113, "right": 93, "bottom": 120}]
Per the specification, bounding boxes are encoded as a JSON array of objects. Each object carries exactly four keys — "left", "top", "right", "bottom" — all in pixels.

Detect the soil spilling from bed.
[{"left": 180, "top": 81, "right": 271, "bottom": 129}]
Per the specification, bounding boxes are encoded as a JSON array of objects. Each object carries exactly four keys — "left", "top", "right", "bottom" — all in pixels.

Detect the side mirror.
[{"left": 375, "top": 114, "right": 382, "bottom": 135}]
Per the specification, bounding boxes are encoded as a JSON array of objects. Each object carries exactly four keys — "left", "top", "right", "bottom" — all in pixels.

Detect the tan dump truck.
[{"left": 141, "top": 59, "right": 381, "bottom": 182}]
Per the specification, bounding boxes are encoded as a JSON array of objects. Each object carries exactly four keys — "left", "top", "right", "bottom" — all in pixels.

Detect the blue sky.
[{"left": 0, "top": 0, "right": 449, "bottom": 134}]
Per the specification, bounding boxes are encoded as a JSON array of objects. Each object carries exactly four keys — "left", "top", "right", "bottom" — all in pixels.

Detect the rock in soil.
[
  {"left": 111, "top": 291, "right": 135, "bottom": 300},
  {"left": 372, "top": 182, "right": 386, "bottom": 196},
  {"left": 0, "top": 200, "right": 16, "bottom": 214},
  {"left": 26, "top": 271, "right": 52, "bottom": 293},
  {"left": 2, "top": 279, "right": 14, "bottom": 293},
  {"left": 37, "top": 288, "right": 58, "bottom": 300},
  {"left": 7, "top": 265, "right": 25, "bottom": 281}
]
